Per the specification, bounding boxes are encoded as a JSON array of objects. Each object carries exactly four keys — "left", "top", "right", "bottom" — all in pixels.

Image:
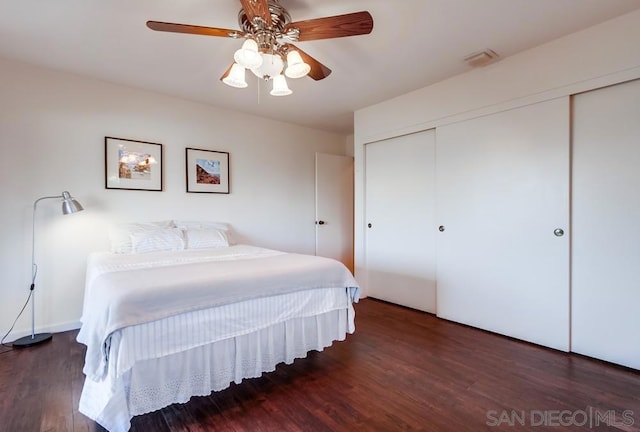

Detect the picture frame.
[
  {"left": 105, "top": 137, "right": 163, "bottom": 191},
  {"left": 185, "top": 148, "right": 230, "bottom": 194}
]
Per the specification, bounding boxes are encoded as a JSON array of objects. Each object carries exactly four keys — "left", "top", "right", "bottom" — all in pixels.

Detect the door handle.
[
  {"left": 367, "top": 223, "right": 372, "bottom": 228},
  {"left": 316, "top": 220, "right": 326, "bottom": 225}
]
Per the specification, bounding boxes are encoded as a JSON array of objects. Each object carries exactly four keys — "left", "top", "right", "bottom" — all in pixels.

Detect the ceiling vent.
[{"left": 464, "top": 49, "right": 499, "bottom": 67}]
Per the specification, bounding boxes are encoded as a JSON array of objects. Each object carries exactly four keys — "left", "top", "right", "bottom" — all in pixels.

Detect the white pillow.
[
  {"left": 173, "top": 221, "right": 236, "bottom": 244},
  {"left": 130, "top": 227, "right": 185, "bottom": 254},
  {"left": 109, "top": 221, "right": 173, "bottom": 254},
  {"left": 183, "top": 227, "right": 229, "bottom": 249}
]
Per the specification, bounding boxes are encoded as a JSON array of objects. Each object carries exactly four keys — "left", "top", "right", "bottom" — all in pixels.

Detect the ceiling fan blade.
[
  {"left": 284, "top": 11, "right": 373, "bottom": 41},
  {"left": 146, "top": 21, "right": 242, "bottom": 38},
  {"left": 239, "top": 0, "right": 272, "bottom": 27},
  {"left": 220, "top": 63, "right": 234, "bottom": 81},
  {"left": 284, "top": 43, "right": 332, "bottom": 81}
]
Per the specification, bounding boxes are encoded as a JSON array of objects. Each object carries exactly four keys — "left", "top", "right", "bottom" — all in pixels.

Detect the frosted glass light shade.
[
  {"left": 270, "top": 74, "right": 292, "bottom": 96},
  {"left": 285, "top": 50, "right": 310, "bottom": 79},
  {"left": 233, "top": 39, "right": 263, "bottom": 69},
  {"left": 251, "top": 53, "right": 284, "bottom": 80},
  {"left": 223, "top": 63, "right": 248, "bottom": 88}
]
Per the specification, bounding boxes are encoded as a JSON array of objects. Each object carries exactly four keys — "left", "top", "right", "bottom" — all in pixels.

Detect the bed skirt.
[{"left": 79, "top": 308, "right": 350, "bottom": 432}]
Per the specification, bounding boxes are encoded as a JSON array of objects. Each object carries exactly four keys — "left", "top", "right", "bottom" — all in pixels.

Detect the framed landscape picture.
[
  {"left": 105, "top": 136, "right": 163, "bottom": 191},
  {"left": 185, "top": 148, "right": 230, "bottom": 194}
]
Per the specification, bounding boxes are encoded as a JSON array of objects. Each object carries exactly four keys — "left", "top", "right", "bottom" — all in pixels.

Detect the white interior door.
[
  {"left": 436, "top": 98, "right": 570, "bottom": 351},
  {"left": 315, "top": 153, "right": 354, "bottom": 272},
  {"left": 572, "top": 79, "right": 640, "bottom": 369},
  {"left": 364, "top": 129, "right": 437, "bottom": 312}
]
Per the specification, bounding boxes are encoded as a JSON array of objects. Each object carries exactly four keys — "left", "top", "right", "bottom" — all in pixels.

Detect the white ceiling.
[{"left": 1, "top": 0, "right": 639, "bottom": 134}]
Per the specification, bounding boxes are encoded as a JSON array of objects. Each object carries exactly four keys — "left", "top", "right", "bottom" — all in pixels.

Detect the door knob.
[
  {"left": 438, "top": 225, "right": 445, "bottom": 232},
  {"left": 367, "top": 223, "right": 372, "bottom": 228},
  {"left": 554, "top": 228, "right": 564, "bottom": 237},
  {"left": 316, "top": 220, "right": 326, "bottom": 225}
]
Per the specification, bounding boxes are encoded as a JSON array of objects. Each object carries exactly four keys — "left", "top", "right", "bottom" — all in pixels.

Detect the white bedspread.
[{"left": 77, "top": 245, "right": 360, "bottom": 381}]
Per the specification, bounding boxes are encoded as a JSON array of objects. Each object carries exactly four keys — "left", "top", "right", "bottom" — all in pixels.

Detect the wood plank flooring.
[{"left": 1, "top": 298, "right": 639, "bottom": 431}]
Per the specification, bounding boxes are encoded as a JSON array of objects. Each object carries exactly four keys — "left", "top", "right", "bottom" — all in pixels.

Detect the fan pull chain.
[{"left": 257, "top": 78, "right": 261, "bottom": 105}]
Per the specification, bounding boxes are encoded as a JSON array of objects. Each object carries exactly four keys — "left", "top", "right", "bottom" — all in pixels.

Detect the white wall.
[
  {"left": 354, "top": 9, "right": 640, "bottom": 295},
  {"left": 0, "top": 57, "right": 347, "bottom": 340},
  {"left": 344, "top": 134, "right": 354, "bottom": 157}
]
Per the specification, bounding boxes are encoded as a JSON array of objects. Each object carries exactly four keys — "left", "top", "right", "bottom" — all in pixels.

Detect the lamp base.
[{"left": 12, "top": 333, "right": 53, "bottom": 348}]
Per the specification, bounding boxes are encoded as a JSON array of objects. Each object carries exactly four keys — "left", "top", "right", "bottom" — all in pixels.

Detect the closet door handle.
[
  {"left": 438, "top": 225, "right": 445, "bottom": 232},
  {"left": 554, "top": 228, "right": 564, "bottom": 237}
]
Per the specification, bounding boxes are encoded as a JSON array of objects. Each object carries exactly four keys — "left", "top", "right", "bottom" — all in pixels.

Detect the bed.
[{"left": 76, "top": 221, "right": 359, "bottom": 432}]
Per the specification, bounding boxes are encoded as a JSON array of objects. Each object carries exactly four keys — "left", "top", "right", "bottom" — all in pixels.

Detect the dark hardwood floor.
[{"left": 1, "top": 298, "right": 639, "bottom": 431}]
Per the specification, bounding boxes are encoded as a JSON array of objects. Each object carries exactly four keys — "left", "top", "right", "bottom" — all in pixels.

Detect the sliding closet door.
[
  {"left": 365, "top": 129, "right": 436, "bottom": 312},
  {"left": 572, "top": 79, "right": 640, "bottom": 369},
  {"left": 436, "top": 98, "right": 570, "bottom": 351}
]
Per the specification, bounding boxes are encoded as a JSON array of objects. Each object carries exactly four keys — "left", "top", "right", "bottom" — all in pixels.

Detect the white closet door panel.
[
  {"left": 436, "top": 98, "right": 570, "bottom": 351},
  {"left": 365, "top": 130, "right": 436, "bottom": 312},
  {"left": 572, "top": 79, "right": 640, "bottom": 369}
]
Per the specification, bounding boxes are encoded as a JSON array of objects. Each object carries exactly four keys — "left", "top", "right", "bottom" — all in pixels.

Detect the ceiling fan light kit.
[
  {"left": 147, "top": 0, "right": 373, "bottom": 97},
  {"left": 251, "top": 52, "right": 284, "bottom": 80},
  {"left": 233, "top": 39, "right": 263, "bottom": 69},
  {"left": 222, "top": 63, "right": 249, "bottom": 88},
  {"left": 270, "top": 74, "right": 292, "bottom": 96},
  {"left": 284, "top": 50, "right": 311, "bottom": 79}
]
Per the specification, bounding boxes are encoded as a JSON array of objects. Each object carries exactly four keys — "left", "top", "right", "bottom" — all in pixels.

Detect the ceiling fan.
[{"left": 147, "top": 0, "right": 374, "bottom": 95}]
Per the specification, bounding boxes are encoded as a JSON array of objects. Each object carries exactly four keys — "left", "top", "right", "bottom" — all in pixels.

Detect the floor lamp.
[{"left": 12, "top": 191, "right": 84, "bottom": 348}]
